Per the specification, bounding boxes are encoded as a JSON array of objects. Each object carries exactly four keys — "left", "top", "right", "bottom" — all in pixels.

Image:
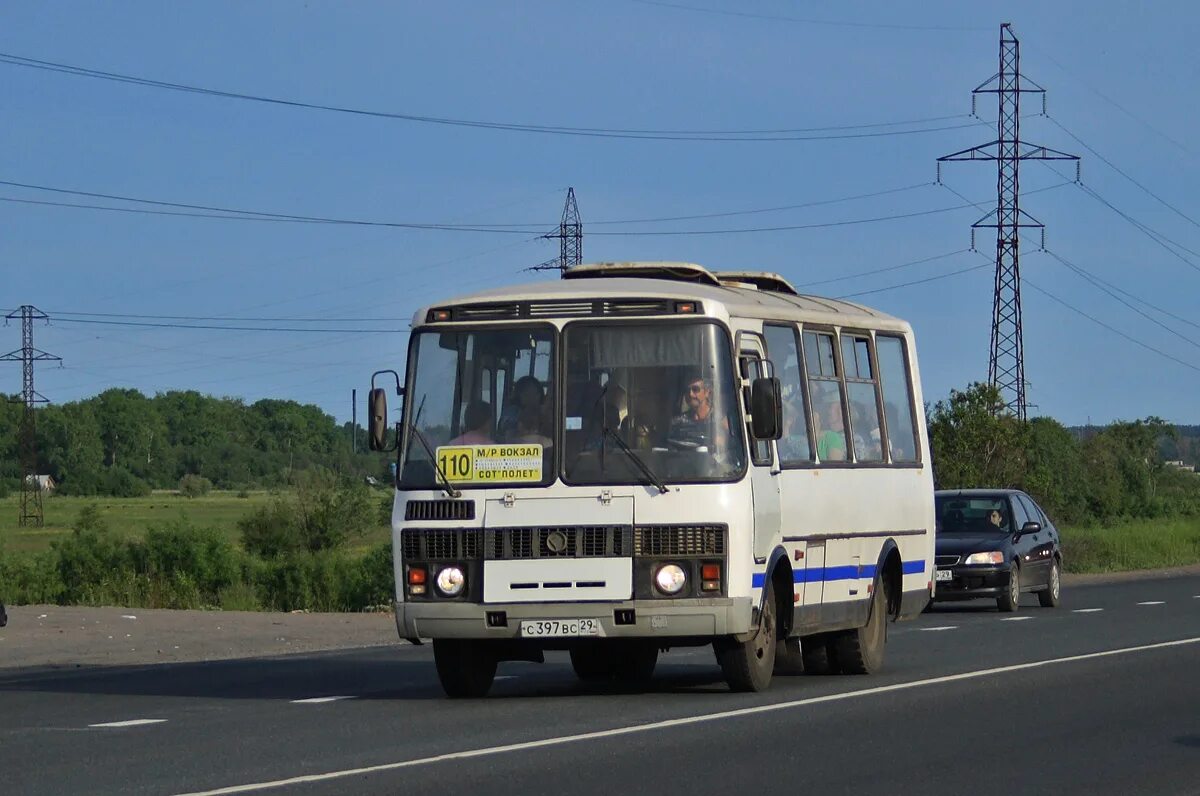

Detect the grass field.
[
  {"left": 1060, "top": 517, "right": 1200, "bottom": 574},
  {"left": 0, "top": 491, "right": 392, "bottom": 555}
]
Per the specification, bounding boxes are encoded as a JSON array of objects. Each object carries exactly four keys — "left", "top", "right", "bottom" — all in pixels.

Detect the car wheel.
[
  {"left": 433, "top": 639, "right": 498, "bottom": 698},
  {"left": 1039, "top": 558, "right": 1062, "bottom": 608},
  {"left": 997, "top": 562, "right": 1020, "bottom": 613},
  {"left": 715, "top": 579, "right": 778, "bottom": 692}
]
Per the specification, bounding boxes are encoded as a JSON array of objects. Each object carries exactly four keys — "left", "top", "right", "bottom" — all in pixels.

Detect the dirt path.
[{"left": 0, "top": 604, "right": 399, "bottom": 672}]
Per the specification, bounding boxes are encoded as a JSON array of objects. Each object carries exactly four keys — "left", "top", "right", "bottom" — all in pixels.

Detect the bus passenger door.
[{"left": 738, "top": 335, "right": 781, "bottom": 564}]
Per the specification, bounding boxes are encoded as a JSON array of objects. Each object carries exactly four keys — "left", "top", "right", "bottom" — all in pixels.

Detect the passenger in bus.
[
  {"left": 815, "top": 400, "right": 847, "bottom": 462},
  {"left": 778, "top": 395, "right": 811, "bottom": 460},
  {"left": 448, "top": 400, "right": 494, "bottom": 445},
  {"left": 498, "top": 376, "right": 545, "bottom": 441},
  {"left": 668, "top": 374, "right": 728, "bottom": 452},
  {"left": 513, "top": 402, "right": 553, "bottom": 448},
  {"left": 850, "top": 402, "right": 882, "bottom": 461}
]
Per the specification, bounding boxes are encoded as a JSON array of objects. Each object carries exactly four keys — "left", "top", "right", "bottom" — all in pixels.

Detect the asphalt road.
[{"left": 2, "top": 574, "right": 1198, "bottom": 796}]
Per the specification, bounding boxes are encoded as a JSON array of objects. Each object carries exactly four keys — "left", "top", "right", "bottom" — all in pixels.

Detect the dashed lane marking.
[
  {"left": 171, "top": 636, "right": 1200, "bottom": 796},
  {"left": 289, "top": 696, "right": 357, "bottom": 704},
  {"left": 998, "top": 616, "right": 1032, "bottom": 622},
  {"left": 920, "top": 626, "right": 957, "bottom": 632},
  {"left": 1072, "top": 608, "right": 1104, "bottom": 613},
  {"left": 1137, "top": 601, "right": 1166, "bottom": 606},
  {"left": 89, "top": 719, "right": 167, "bottom": 728}
]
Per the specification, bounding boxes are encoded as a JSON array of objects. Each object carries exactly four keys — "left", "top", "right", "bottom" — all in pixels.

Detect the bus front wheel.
[
  {"left": 433, "top": 639, "right": 497, "bottom": 698},
  {"left": 715, "top": 580, "right": 779, "bottom": 692}
]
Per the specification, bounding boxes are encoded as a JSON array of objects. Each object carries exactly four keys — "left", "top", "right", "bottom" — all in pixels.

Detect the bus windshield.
[
  {"left": 562, "top": 321, "right": 746, "bottom": 485},
  {"left": 400, "top": 326, "right": 556, "bottom": 489}
]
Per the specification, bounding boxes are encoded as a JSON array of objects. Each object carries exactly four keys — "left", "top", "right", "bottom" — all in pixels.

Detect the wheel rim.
[
  {"left": 1010, "top": 567, "right": 1020, "bottom": 605},
  {"left": 1050, "top": 563, "right": 1060, "bottom": 600},
  {"left": 755, "top": 600, "right": 775, "bottom": 662}
]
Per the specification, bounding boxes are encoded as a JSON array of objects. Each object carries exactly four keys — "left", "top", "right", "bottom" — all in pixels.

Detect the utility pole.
[
  {"left": 351, "top": 388, "right": 357, "bottom": 455},
  {"left": 529, "top": 187, "right": 583, "bottom": 275},
  {"left": 1, "top": 306, "right": 61, "bottom": 527},
  {"left": 937, "top": 23, "right": 1079, "bottom": 421}
]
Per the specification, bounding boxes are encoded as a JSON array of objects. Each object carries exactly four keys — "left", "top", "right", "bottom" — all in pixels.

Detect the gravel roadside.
[{"left": 3, "top": 563, "right": 1198, "bottom": 674}]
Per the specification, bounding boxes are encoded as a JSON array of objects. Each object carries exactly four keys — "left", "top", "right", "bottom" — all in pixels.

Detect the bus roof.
[{"left": 412, "top": 261, "right": 911, "bottom": 333}]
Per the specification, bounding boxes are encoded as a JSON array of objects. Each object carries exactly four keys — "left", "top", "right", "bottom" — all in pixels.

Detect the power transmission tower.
[
  {"left": 937, "top": 23, "right": 1079, "bottom": 421},
  {"left": 1, "top": 306, "right": 61, "bottom": 527},
  {"left": 529, "top": 187, "right": 583, "bottom": 274}
]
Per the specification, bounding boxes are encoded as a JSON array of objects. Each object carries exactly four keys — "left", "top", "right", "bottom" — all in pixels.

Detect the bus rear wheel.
[
  {"left": 715, "top": 580, "right": 778, "bottom": 692},
  {"left": 433, "top": 639, "right": 497, "bottom": 698},
  {"left": 830, "top": 576, "right": 888, "bottom": 675}
]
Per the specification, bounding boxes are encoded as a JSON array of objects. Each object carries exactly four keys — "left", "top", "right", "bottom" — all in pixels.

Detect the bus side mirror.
[
  {"left": 368, "top": 388, "right": 389, "bottom": 451},
  {"left": 750, "top": 377, "right": 782, "bottom": 441}
]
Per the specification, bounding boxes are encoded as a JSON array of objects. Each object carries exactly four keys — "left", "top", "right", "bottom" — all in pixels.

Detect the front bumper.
[
  {"left": 933, "top": 565, "right": 1012, "bottom": 600},
  {"left": 394, "top": 597, "right": 754, "bottom": 641}
]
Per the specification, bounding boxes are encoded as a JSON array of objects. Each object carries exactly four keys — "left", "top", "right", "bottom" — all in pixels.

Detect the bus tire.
[
  {"left": 997, "top": 562, "right": 1021, "bottom": 613},
  {"left": 433, "top": 639, "right": 497, "bottom": 698},
  {"left": 800, "top": 634, "right": 835, "bottom": 675},
  {"left": 831, "top": 576, "right": 888, "bottom": 675},
  {"left": 715, "top": 580, "right": 778, "bottom": 692}
]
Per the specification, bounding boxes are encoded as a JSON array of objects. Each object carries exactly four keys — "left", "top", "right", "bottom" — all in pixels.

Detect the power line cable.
[
  {"left": 1040, "top": 251, "right": 1200, "bottom": 332},
  {"left": 50, "top": 317, "right": 407, "bottom": 333},
  {"left": 628, "top": 0, "right": 991, "bottom": 32},
  {"left": 1046, "top": 116, "right": 1200, "bottom": 231},
  {"left": 0, "top": 51, "right": 980, "bottom": 142},
  {"left": 835, "top": 262, "right": 991, "bottom": 299},
  {"left": 1044, "top": 249, "right": 1200, "bottom": 350},
  {"left": 1023, "top": 277, "right": 1200, "bottom": 374},
  {"left": 795, "top": 249, "right": 969, "bottom": 287}
]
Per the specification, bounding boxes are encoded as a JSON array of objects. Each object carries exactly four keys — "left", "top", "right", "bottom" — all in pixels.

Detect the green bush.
[
  {"left": 53, "top": 504, "right": 137, "bottom": 604},
  {"left": 178, "top": 474, "right": 213, "bottom": 498},
  {"left": 135, "top": 519, "right": 239, "bottom": 608},
  {"left": 102, "top": 467, "right": 152, "bottom": 498},
  {"left": 239, "top": 497, "right": 301, "bottom": 558}
]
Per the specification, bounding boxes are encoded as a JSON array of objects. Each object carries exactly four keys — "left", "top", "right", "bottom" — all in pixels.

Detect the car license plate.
[
  {"left": 935, "top": 569, "right": 953, "bottom": 582},
  {"left": 520, "top": 618, "right": 602, "bottom": 638}
]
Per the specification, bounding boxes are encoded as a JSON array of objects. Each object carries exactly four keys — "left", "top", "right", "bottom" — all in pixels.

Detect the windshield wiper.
[
  {"left": 407, "top": 422, "right": 462, "bottom": 498},
  {"left": 604, "top": 426, "right": 669, "bottom": 494}
]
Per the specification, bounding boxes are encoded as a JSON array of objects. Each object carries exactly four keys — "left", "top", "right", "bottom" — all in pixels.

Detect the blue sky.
[{"left": 1, "top": 0, "right": 1197, "bottom": 425}]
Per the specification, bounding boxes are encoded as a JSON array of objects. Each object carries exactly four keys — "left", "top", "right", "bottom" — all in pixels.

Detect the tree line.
[
  {"left": 0, "top": 389, "right": 381, "bottom": 496},
  {"left": 928, "top": 383, "right": 1200, "bottom": 524}
]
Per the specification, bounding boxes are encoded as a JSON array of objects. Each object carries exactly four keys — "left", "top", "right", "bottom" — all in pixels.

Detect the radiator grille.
[
  {"left": 404, "top": 500, "right": 476, "bottom": 522},
  {"left": 633, "top": 525, "right": 726, "bottom": 557},
  {"left": 485, "top": 526, "right": 630, "bottom": 559},
  {"left": 935, "top": 555, "right": 960, "bottom": 567},
  {"left": 401, "top": 528, "right": 482, "bottom": 561}
]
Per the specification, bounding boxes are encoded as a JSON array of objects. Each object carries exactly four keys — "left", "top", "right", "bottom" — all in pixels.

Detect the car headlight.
[
  {"left": 963, "top": 551, "right": 1005, "bottom": 566},
  {"left": 435, "top": 566, "right": 466, "bottom": 597},
  {"left": 654, "top": 563, "right": 687, "bottom": 595}
]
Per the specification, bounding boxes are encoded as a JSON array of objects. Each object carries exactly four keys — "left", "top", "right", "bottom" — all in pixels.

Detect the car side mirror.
[
  {"left": 1020, "top": 521, "right": 1041, "bottom": 536},
  {"left": 750, "top": 377, "right": 782, "bottom": 441}
]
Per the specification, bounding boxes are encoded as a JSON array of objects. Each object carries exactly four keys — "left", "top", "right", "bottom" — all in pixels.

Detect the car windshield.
[
  {"left": 936, "top": 496, "right": 1011, "bottom": 534},
  {"left": 562, "top": 321, "right": 746, "bottom": 485},
  {"left": 400, "top": 326, "right": 555, "bottom": 489}
]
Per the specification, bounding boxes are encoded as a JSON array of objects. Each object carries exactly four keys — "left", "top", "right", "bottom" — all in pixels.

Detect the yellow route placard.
[{"left": 434, "top": 444, "right": 544, "bottom": 483}]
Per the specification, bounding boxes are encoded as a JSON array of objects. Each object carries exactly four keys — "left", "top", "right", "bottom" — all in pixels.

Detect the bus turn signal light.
[
  {"left": 701, "top": 563, "right": 721, "bottom": 592},
  {"left": 408, "top": 567, "right": 428, "bottom": 595}
]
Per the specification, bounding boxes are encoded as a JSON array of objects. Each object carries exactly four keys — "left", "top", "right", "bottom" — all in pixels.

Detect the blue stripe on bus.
[{"left": 751, "top": 560, "right": 926, "bottom": 589}]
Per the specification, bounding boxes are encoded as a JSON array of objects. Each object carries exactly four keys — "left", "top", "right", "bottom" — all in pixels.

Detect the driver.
[{"left": 668, "top": 373, "right": 728, "bottom": 452}]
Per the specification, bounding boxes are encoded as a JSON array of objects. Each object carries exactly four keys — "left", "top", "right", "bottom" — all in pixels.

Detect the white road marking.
[
  {"left": 289, "top": 696, "right": 357, "bottom": 704},
  {"left": 1072, "top": 608, "right": 1104, "bottom": 613},
  {"left": 168, "top": 636, "right": 1200, "bottom": 796},
  {"left": 89, "top": 719, "right": 167, "bottom": 728},
  {"left": 921, "top": 625, "right": 958, "bottom": 632},
  {"left": 998, "top": 616, "right": 1032, "bottom": 622},
  {"left": 1137, "top": 601, "right": 1166, "bottom": 606}
]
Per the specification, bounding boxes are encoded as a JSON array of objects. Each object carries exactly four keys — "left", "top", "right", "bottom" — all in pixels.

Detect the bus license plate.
[
  {"left": 520, "top": 619, "right": 602, "bottom": 638},
  {"left": 935, "top": 569, "right": 953, "bottom": 582}
]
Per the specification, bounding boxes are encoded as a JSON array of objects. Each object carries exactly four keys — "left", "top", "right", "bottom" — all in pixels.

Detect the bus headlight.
[
  {"left": 435, "top": 566, "right": 466, "bottom": 597},
  {"left": 654, "top": 564, "right": 687, "bottom": 595}
]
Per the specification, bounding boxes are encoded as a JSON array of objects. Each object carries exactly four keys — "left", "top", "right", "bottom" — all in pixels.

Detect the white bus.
[{"left": 368, "top": 262, "right": 935, "bottom": 697}]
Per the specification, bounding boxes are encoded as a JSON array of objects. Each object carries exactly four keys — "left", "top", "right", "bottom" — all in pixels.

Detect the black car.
[{"left": 932, "top": 489, "right": 1063, "bottom": 612}]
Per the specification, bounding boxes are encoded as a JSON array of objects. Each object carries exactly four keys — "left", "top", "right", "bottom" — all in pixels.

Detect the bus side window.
[
  {"left": 803, "top": 331, "right": 848, "bottom": 464},
  {"left": 876, "top": 335, "right": 920, "bottom": 462},
  {"left": 841, "top": 334, "right": 884, "bottom": 463},
  {"left": 765, "top": 323, "right": 812, "bottom": 463}
]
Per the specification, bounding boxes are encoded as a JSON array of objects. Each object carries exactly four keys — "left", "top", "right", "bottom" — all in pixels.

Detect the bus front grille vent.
[
  {"left": 401, "top": 528, "right": 483, "bottom": 561},
  {"left": 634, "top": 525, "right": 727, "bottom": 557},
  {"left": 404, "top": 500, "right": 476, "bottom": 522},
  {"left": 485, "top": 526, "right": 631, "bottom": 559}
]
